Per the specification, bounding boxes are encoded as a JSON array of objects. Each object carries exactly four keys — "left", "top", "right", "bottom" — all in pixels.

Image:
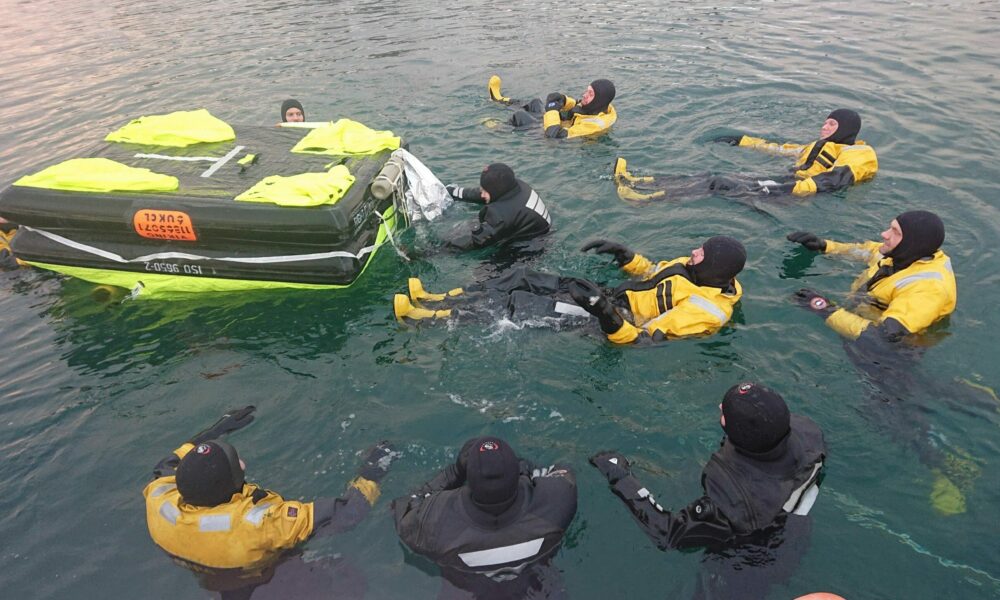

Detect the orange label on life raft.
[{"left": 133, "top": 210, "right": 197, "bottom": 241}]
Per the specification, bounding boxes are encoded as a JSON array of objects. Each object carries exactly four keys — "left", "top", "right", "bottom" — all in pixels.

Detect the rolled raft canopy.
[{"left": 0, "top": 110, "right": 409, "bottom": 298}]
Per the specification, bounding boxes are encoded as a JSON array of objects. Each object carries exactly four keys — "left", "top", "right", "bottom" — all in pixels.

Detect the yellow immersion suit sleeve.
[
  {"left": 643, "top": 301, "right": 727, "bottom": 338},
  {"left": 791, "top": 146, "right": 878, "bottom": 196},
  {"left": 349, "top": 477, "right": 381, "bottom": 506},
  {"left": 738, "top": 135, "right": 806, "bottom": 157},
  {"left": 544, "top": 105, "right": 616, "bottom": 139},
  {"left": 14, "top": 158, "right": 179, "bottom": 193},
  {"left": 174, "top": 443, "right": 195, "bottom": 459},
  {"left": 105, "top": 109, "right": 235, "bottom": 147},
  {"left": 235, "top": 164, "right": 356, "bottom": 207},
  {"left": 823, "top": 239, "right": 882, "bottom": 261},
  {"left": 824, "top": 308, "right": 873, "bottom": 339},
  {"left": 290, "top": 119, "right": 400, "bottom": 156},
  {"left": 621, "top": 253, "right": 657, "bottom": 277},
  {"left": 607, "top": 321, "right": 641, "bottom": 344}
]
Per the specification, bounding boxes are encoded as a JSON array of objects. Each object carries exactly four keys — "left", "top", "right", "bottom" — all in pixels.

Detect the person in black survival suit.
[
  {"left": 491, "top": 76, "right": 618, "bottom": 139},
  {"left": 444, "top": 162, "right": 551, "bottom": 251},
  {"left": 394, "top": 236, "right": 746, "bottom": 345},
  {"left": 591, "top": 383, "right": 827, "bottom": 600},
  {"left": 143, "top": 406, "right": 398, "bottom": 600},
  {"left": 392, "top": 436, "right": 577, "bottom": 600},
  {"left": 279, "top": 99, "right": 305, "bottom": 124},
  {"left": 613, "top": 108, "right": 878, "bottom": 202}
]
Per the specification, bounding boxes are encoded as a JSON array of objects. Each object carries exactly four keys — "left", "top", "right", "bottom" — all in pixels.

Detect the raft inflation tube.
[{"left": 0, "top": 111, "right": 410, "bottom": 298}]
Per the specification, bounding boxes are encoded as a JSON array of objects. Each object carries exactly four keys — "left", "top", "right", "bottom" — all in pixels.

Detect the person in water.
[
  {"left": 143, "top": 406, "right": 397, "bottom": 598},
  {"left": 394, "top": 236, "right": 745, "bottom": 345},
  {"left": 592, "top": 382, "right": 827, "bottom": 600},
  {"left": 444, "top": 162, "right": 551, "bottom": 250},
  {"left": 613, "top": 108, "right": 878, "bottom": 202},
  {"left": 489, "top": 75, "right": 617, "bottom": 139},
  {"left": 0, "top": 219, "right": 20, "bottom": 270},
  {"left": 787, "top": 210, "right": 976, "bottom": 515},
  {"left": 392, "top": 436, "right": 576, "bottom": 599},
  {"left": 279, "top": 99, "right": 305, "bottom": 123}
]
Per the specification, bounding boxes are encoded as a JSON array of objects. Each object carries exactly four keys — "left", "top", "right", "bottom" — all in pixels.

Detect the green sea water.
[{"left": 1, "top": 1, "right": 999, "bottom": 598}]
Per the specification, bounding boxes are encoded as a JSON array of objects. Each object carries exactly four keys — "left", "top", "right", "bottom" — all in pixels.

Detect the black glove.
[
  {"left": 786, "top": 231, "right": 827, "bottom": 252},
  {"left": 568, "top": 279, "right": 624, "bottom": 334},
  {"left": 793, "top": 288, "right": 837, "bottom": 318},
  {"left": 545, "top": 92, "right": 566, "bottom": 111},
  {"left": 357, "top": 441, "right": 398, "bottom": 482},
  {"left": 711, "top": 134, "right": 744, "bottom": 146},
  {"left": 580, "top": 239, "right": 635, "bottom": 267},
  {"left": 446, "top": 184, "right": 482, "bottom": 203},
  {"left": 190, "top": 406, "right": 256, "bottom": 445},
  {"left": 589, "top": 450, "right": 632, "bottom": 484}
]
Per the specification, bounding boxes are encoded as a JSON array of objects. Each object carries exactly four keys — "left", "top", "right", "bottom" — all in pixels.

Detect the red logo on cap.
[
  {"left": 479, "top": 440, "right": 500, "bottom": 452},
  {"left": 810, "top": 297, "right": 829, "bottom": 310},
  {"left": 738, "top": 383, "right": 753, "bottom": 394}
]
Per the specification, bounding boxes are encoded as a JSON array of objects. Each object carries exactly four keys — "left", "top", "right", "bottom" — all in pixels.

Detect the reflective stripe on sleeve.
[
  {"left": 199, "top": 514, "right": 232, "bottom": 532},
  {"left": 686, "top": 295, "right": 729, "bottom": 323},
  {"left": 782, "top": 462, "right": 823, "bottom": 513},
  {"left": 150, "top": 484, "right": 176, "bottom": 498},
  {"left": 244, "top": 503, "right": 273, "bottom": 526},
  {"left": 458, "top": 538, "right": 545, "bottom": 567},
  {"left": 894, "top": 271, "right": 943, "bottom": 289},
  {"left": 159, "top": 502, "right": 180, "bottom": 525}
]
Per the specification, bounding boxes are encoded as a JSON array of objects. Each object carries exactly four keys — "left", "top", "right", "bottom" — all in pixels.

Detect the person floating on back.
[
  {"left": 614, "top": 108, "right": 877, "bottom": 202},
  {"left": 392, "top": 436, "right": 577, "bottom": 599},
  {"left": 489, "top": 75, "right": 617, "bottom": 139}
]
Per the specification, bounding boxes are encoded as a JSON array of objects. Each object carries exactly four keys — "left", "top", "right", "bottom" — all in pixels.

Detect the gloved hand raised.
[
  {"left": 589, "top": 450, "right": 632, "bottom": 484},
  {"left": 568, "top": 279, "right": 624, "bottom": 334},
  {"left": 580, "top": 239, "right": 635, "bottom": 267},
  {"left": 786, "top": 231, "right": 827, "bottom": 252},
  {"left": 711, "top": 134, "right": 744, "bottom": 146},
  {"left": 545, "top": 92, "right": 567, "bottom": 111},
  {"left": 446, "top": 184, "right": 482, "bottom": 203},
  {"left": 357, "top": 441, "right": 399, "bottom": 483},
  {"left": 190, "top": 406, "right": 256, "bottom": 445},
  {"left": 793, "top": 288, "right": 837, "bottom": 318}
]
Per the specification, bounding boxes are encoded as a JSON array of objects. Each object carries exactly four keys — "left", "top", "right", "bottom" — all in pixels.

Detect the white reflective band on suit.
[
  {"left": 198, "top": 514, "right": 232, "bottom": 532},
  {"left": 244, "top": 503, "right": 273, "bottom": 526},
  {"left": 524, "top": 190, "right": 551, "bottom": 225},
  {"left": 894, "top": 270, "right": 943, "bottom": 290},
  {"left": 159, "top": 502, "right": 180, "bottom": 525},
  {"left": 22, "top": 226, "right": 377, "bottom": 264},
  {"left": 782, "top": 462, "right": 823, "bottom": 515},
  {"left": 458, "top": 538, "right": 545, "bottom": 568},
  {"left": 686, "top": 295, "right": 729, "bottom": 323}
]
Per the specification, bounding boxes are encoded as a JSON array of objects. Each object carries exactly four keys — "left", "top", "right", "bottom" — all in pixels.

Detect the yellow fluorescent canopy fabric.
[
  {"left": 235, "top": 164, "right": 356, "bottom": 207},
  {"left": 104, "top": 109, "right": 236, "bottom": 147},
  {"left": 14, "top": 158, "right": 179, "bottom": 193},
  {"left": 291, "top": 119, "right": 400, "bottom": 156}
]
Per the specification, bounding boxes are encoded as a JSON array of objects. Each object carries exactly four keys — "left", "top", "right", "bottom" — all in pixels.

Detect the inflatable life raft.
[{"left": 0, "top": 110, "right": 409, "bottom": 298}]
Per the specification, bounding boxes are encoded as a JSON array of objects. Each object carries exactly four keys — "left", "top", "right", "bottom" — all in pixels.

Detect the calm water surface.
[{"left": 1, "top": 1, "right": 999, "bottom": 598}]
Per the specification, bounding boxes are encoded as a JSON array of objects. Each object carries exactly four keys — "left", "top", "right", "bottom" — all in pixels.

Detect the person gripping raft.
[
  {"left": 444, "top": 162, "right": 551, "bottom": 250},
  {"left": 394, "top": 235, "right": 746, "bottom": 345},
  {"left": 491, "top": 75, "right": 617, "bottom": 139},
  {"left": 614, "top": 108, "right": 877, "bottom": 202}
]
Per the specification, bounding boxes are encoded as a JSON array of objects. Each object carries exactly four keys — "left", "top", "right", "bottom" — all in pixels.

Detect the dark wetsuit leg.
[
  {"left": 619, "top": 173, "right": 797, "bottom": 202},
  {"left": 509, "top": 99, "right": 545, "bottom": 127}
]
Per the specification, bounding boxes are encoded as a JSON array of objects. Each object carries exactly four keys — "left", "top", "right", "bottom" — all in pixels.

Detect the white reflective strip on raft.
[
  {"left": 458, "top": 538, "right": 545, "bottom": 568},
  {"left": 199, "top": 514, "right": 232, "bottom": 532},
  {"left": 244, "top": 503, "right": 273, "bottom": 526},
  {"left": 201, "top": 145, "right": 245, "bottom": 178},
  {"left": 636, "top": 487, "right": 650, "bottom": 499},
  {"left": 792, "top": 483, "right": 820, "bottom": 516},
  {"left": 22, "top": 226, "right": 377, "bottom": 265},
  {"left": 150, "top": 484, "right": 176, "bottom": 498},
  {"left": 159, "top": 502, "right": 180, "bottom": 525},
  {"left": 553, "top": 301, "right": 592, "bottom": 317},
  {"left": 134, "top": 153, "right": 221, "bottom": 162},
  {"left": 686, "top": 295, "right": 729, "bottom": 323},
  {"left": 894, "top": 271, "right": 943, "bottom": 289},
  {"left": 782, "top": 462, "right": 823, "bottom": 513}
]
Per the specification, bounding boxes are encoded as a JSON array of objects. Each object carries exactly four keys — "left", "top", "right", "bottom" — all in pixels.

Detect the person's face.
[
  {"left": 284, "top": 107, "right": 304, "bottom": 122},
  {"left": 480, "top": 189, "right": 491, "bottom": 203},
  {"left": 719, "top": 403, "right": 726, "bottom": 427},
  {"left": 239, "top": 457, "right": 246, "bottom": 471},
  {"left": 880, "top": 219, "right": 903, "bottom": 254},
  {"left": 581, "top": 85, "right": 595, "bottom": 106},
  {"left": 820, "top": 118, "right": 839, "bottom": 140},
  {"left": 688, "top": 246, "right": 705, "bottom": 266}
]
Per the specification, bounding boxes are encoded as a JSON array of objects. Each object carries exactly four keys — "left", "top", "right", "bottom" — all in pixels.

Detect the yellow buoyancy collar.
[
  {"left": 14, "top": 158, "right": 179, "bottom": 193},
  {"left": 105, "top": 109, "right": 236, "bottom": 147},
  {"left": 234, "top": 164, "right": 356, "bottom": 207},
  {"left": 290, "top": 119, "right": 400, "bottom": 156}
]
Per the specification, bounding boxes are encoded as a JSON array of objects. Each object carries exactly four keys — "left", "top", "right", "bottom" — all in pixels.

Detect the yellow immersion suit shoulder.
[
  {"left": 607, "top": 254, "right": 742, "bottom": 344},
  {"left": 543, "top": 102, "right": 617, "bottom": 139},
  {"left": 143, "top": 445, "right": 314, "bottom": 570},
  {"left": 821, "top": 243, "right": 956, "bottom": 339},
  {"left": 738, "top": 135, "right": 879, "bottom": 196}
]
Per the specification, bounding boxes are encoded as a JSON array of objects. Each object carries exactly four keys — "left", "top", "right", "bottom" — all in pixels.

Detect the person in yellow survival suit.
[
  {"left": 614, "top": 109, "right": 877, "bottom": 202},
  {"left": 143, "top": 406, "right": 397, "bottom": 584},
  {"left": 786, "top": 210, "right": 955, "bottom": 343},
  {"left": 395, "top": 236, "right": 745, "bottom": 345},
  {"left": 494, "top": 76, "right": 617, "bottom": 139}
]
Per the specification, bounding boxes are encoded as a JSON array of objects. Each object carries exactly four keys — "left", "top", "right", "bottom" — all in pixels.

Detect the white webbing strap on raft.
[{"left": 133, "top": 145, "right": 246, "bottom": 178}]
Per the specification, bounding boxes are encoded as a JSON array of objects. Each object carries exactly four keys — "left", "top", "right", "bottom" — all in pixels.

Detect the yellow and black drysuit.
[
  {"left": 592, "top": 383, "right": 827, "bottom": 599},
  {"left": 615, "top": 108, "right": 877, "bottom": 201},
  {"left": 507, "top": 79, "right": 617, "bottom": 139},
  {"left": 144, "top": 442, "right": 381, "bottom": 573},
  {"left": 392, "top": 437, "right": 577, "bottom": 599}
]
